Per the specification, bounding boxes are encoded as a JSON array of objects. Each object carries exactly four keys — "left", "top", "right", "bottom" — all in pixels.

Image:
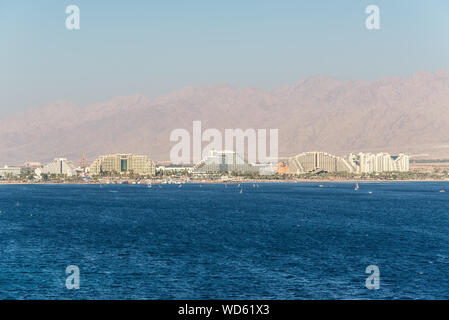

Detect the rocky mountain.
[{"left": 1, "top": 70, "right": 449, "bottom": 165}]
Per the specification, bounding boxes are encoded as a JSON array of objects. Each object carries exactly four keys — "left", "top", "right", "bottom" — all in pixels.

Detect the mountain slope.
[{"left": 1, "top": 70, "right": 449, "bottom": 164}]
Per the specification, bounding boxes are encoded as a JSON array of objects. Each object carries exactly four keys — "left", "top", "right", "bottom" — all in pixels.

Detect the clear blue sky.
[{"left": 1, "top": 0, "right": 448, "bottom": 114}]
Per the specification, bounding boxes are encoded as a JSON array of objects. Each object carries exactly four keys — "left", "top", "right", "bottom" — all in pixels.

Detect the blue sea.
[{"left": 1, "top": 182, "right": 449, "bottom": 299}]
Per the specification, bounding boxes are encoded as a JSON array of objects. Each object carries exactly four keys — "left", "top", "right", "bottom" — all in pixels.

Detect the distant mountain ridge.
[{"left": 1, "top": 70, "right": 449, "bottom": 165}]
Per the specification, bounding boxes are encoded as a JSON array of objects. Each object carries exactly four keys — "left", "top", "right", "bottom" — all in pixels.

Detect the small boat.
[
  {"left": 354, "top": 183, "right": 359, "bottom": 191},
  {"left": 240, "top": 189, "right": 243, "bottom": 194},
  {"left": 440, "top": 190, "right": 445, "bottom": 193},
  {"left": 318, "top": 184, "right": 324, "bottom": 188},
  {"left": 368, "top": 191, "right": 373, "bottom": 194}
]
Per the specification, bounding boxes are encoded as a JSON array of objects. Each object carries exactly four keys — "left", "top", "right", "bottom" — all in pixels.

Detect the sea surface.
[{"left": 1, "top": 182, "right": 449, "bottom": 299}]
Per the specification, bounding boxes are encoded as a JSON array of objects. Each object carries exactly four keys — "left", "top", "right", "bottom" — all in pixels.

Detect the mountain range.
[{"left": 1, "top": 70, "right": 449, "bottom": 165}]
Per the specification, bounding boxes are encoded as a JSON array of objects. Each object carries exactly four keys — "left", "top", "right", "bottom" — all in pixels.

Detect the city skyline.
[{"left": 0, "top": 149, "right": 411, "bottom": 179}]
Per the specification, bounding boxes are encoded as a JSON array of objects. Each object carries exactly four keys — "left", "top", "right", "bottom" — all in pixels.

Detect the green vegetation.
[{"left": 1, "top": 169, "right": 448, "bottom": 184}]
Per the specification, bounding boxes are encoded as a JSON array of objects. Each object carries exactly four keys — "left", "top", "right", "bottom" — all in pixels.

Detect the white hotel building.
[{"left": 349, "top": 153, "right": 409, "bottom": 173}]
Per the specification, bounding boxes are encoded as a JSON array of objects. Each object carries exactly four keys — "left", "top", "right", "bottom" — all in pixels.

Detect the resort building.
[
  {"left": 393, "top": 153, "right": 410, "bottom": 172},
  {"left": 0, "top": 165, "right": 21, "bottom": 178},
  {"left": 193, "top": 150, "right": 273, "bottom": 174},
  {"left": 287, "top": 151, "right": 353, "bottom": 174},
  {"left": 24, "top": 162, "right": 42, "bottom": 168},
  {"left": 41, "top": 158, "right": 77, "bottom": 176},
  {"left": 349, "top": 152, "right": 410, "bottom": 173},
  {"left": 89, "top": 154, "right": 155, "bottom": 176},
  {"left": 156, "top": 165, "right": 193, "bottom": 174}
]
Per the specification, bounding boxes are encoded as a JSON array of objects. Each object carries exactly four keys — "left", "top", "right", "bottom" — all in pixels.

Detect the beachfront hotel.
[
  {"left": 283, "top": 151, "right": 410, "bottom": 174},
  {"left": 348, "top": 152, "right": 410, "bottom": 173},
  {"left": 39, "top": 158, "right": 77, "bottom": 177},
  {"left": 193, "top": 150, "right": 274, "bottom": 175},
  {"left": 89, "top": 154, "right": 156, "bottom": 176},
  {"left": 0, "top": 165, "right": 21, "bottom": 178},
  {"left": 287, "top": 152, "right": 354, "bottom": 174}
]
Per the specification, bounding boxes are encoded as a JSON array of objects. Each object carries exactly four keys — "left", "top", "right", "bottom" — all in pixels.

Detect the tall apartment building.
[
  {"left": 392, "top": 154, "right": 410, "bottom": 172},
  {"left": 89, "top": 154, "right": 155, "bottom": 176},
  {"left": 349, "top": 152, "right": 409, "bottom": 173}
]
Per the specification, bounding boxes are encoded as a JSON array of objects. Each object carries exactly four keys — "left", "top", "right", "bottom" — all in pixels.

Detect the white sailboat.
[{"left": 354, "top": 183, "right": 359, "bottom": 191}]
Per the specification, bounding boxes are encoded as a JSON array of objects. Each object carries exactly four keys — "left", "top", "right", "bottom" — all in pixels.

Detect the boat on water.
[
  {"left": 355, "top": 183, "right": 359, "bottom": 191},
  {"left": 240, "top": 189, "right": 243, "bottom": 194},
  {"left": 440, "top": 190, "right": 445, "bottom": 193},
  {"left": 318, "top": 184, "right": 324, "bottom": 188}
]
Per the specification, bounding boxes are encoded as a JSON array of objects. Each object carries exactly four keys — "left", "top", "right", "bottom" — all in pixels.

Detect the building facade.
[
  {"left": 89, "top": 154, "right": 155, "bottom": 176},
  {"left": 392, "top": 153, "right": 410, "bottom": 172},
  {"left": 41, "top": 158, "right": 77, "bottom": 176},
  {"left": 287, "top": 152, "right": 353, "bottom": 174},
  {"left": 349, "top": 152, "right": 409, "bottom": 173},
  {"left": 0, "top": 166, "right": 21, "bottom": 178},
  {"left": 193, "top": 150, "right": 273, "bottom": 174}
]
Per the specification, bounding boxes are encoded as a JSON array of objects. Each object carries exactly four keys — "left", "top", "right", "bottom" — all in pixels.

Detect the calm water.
[{"left": 1, "top": 182, "right": 449, "bottom": 299}]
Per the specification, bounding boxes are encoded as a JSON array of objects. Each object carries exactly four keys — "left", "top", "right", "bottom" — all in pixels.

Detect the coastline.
[{"left": 1, "top": 179, "right": 449, "bottom": 186}]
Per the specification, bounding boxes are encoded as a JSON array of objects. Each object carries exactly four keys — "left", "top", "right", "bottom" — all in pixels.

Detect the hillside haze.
[{"left": 1, "top": 70, "right": 449, "bottom": 165}]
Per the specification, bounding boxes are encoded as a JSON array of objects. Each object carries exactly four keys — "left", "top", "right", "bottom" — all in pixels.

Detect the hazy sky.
[{"left": 1, "top": 0, "right": 448, "bottom": 114}]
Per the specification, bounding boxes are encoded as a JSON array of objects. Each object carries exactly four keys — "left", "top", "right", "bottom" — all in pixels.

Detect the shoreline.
[{"left": 2, "top": 179, "right": 449, "bottom": 186}]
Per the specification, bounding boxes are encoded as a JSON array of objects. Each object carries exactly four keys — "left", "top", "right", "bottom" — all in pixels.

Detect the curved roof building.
[{"left": 287, "top": 151, "right": 353, "bottom": 174}]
